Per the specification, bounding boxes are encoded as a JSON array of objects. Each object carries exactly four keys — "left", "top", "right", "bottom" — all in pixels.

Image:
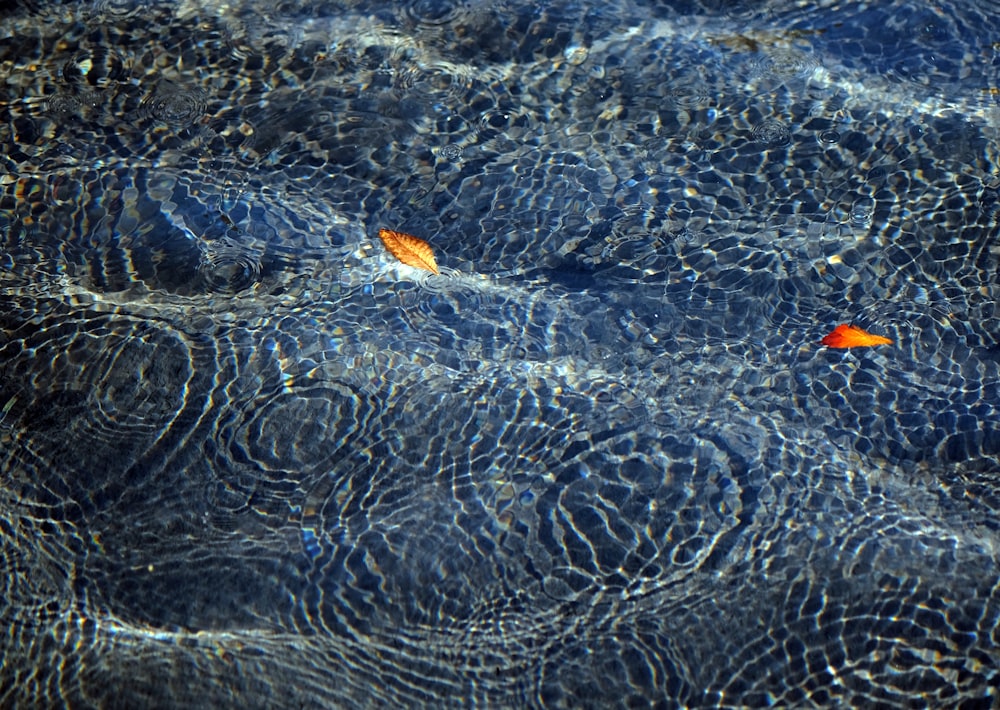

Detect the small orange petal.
[
  {"left": 821, "top": 324, "right": 893, "bottom": 348},
  {"left": 378, "top": 228, "right": 439, "bottom": 274}
]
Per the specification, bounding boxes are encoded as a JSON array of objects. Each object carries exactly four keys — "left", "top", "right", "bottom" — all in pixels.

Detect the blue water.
[{"left": 2, "top": 0, "right": 1000, "bottom": 707}]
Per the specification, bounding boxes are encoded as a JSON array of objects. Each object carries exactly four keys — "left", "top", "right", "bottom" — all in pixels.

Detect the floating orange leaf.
[
  {"left": 378, "top": 228, "right": 439, "bottom": 275},
  {"left": 820, "top": 324, "right": 893, "bottom": 348}
]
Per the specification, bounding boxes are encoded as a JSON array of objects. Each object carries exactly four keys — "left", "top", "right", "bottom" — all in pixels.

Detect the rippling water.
[{"left": 2, "top": 0, "right": 1000, "bottom": 707}]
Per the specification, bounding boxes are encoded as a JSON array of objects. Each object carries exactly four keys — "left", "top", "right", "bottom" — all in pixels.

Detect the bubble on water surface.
[{"left": 60, "top": 48, "right": 130, "bottom": 88}]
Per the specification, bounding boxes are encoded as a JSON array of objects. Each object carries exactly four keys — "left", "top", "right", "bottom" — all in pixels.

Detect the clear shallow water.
[{"left": 2, "top": 0, "right": 1000, "bottom": 707}]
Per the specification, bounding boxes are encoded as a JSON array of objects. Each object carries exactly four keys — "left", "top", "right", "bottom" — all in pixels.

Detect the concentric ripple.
[
  {"left": 0, "top": 308, "right": 201, "bottom": 498},
  {"left": 748, "top": 48, "right": 819, "bottom": 80},
  {"left": 664, "top": 83, "right": 714, "bottom": 109},
  {"left": 475, "top": 104, "right": 534, "bottom": 140},
  {"left": 404, "top": 0, "right": 464, "bottom": 26},
  {"left": 751, "top": 118, "right": 791, "bottom": 147},
  {"left": 395, "top": 61, "right": 479, "bottom": 108},
  {"left": 219, "top": 378, "right": 381, "bottom": 481},
  {"left": 136, "top": 84, "right": 208, "bottom": 125},
  {"left": 91, "top": 0, "right": 150, "bottom": 18},
  {"left": 198, "top": 236, "right": 263, "bottom": 294},
  {"left": 860, "top": 292, "right": 960, "bottom": 353},
  {"left": 43, "top": 91, "right": 90, "bottom": 119}
]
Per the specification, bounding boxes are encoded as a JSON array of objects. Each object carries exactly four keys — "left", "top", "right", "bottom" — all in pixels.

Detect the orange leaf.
[
  {"left": 378, "top": 228, "right": 439, "bottom": 275},
  {"left": 820, "top": 324, "right": 893, "bottom": 348}
]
